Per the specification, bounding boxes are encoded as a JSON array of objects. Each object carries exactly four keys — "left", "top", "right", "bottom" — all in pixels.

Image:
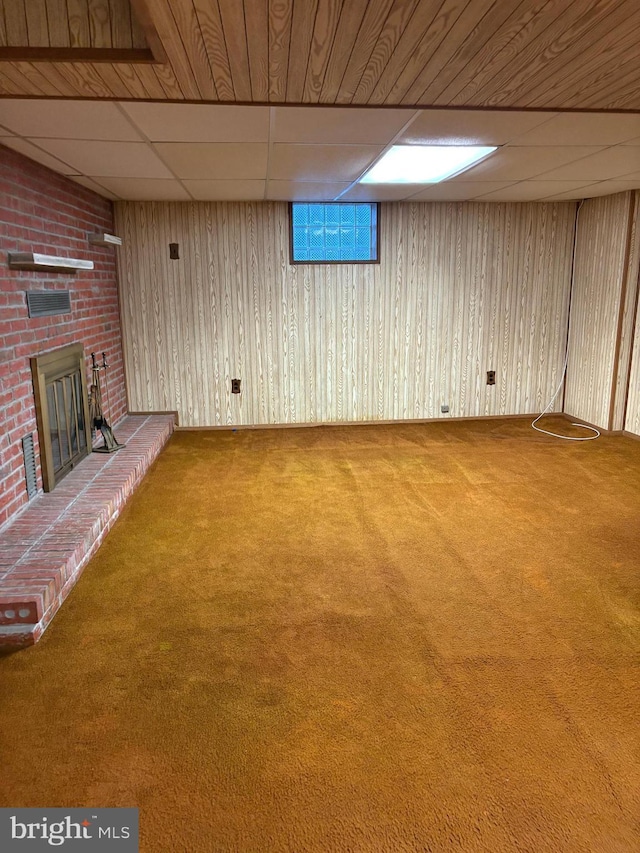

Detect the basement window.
[{"left": 290, "top": 202, "right": 379, "bottom": 264}]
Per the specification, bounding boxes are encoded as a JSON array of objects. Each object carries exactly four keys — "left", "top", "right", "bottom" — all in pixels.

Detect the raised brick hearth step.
[{"left": 0, "top": 415, "right": 175, "bottom": 650}]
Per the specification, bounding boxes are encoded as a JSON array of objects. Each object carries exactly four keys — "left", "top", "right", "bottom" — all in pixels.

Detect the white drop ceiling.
[{"left": 1, "top": 99, "right": 640, "bottom": 203}]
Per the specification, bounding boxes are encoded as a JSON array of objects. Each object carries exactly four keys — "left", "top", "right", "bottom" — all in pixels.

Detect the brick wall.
[{"left": 0, "top": 144, "right": 127, "bottom": 528}]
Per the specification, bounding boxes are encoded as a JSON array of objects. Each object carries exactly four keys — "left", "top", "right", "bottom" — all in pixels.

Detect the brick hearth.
[{"left": 0, "top": 414, "right": 175, "bottom": 650}]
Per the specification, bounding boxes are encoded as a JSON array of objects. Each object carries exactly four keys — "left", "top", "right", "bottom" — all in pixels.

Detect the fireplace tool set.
[{"left": 89, "top": 351, "right": 125, "bottom": 453}]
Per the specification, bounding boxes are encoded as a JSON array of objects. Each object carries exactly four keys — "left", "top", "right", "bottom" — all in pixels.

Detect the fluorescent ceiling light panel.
[{"left": 360, "top": 144, "right": 497, "bottom": 184}]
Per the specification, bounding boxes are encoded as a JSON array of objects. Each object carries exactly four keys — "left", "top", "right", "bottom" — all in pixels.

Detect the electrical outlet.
[
  {"left": 169, "top": 242, "right": 179, "bottom": 259},
  {"left": 231, "top": 378, "right": 241, "bottom": 394},
  {"left": 486, "top": 370, "right": 496, "bottom": 386},
  {"left": 441, "top": 404, "right": 450, "bottom": 413}
]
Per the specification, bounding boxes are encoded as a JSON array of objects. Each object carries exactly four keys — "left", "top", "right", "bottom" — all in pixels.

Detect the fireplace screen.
[{"left": 31, "top": 344, "right": 91, "bottom": 492}]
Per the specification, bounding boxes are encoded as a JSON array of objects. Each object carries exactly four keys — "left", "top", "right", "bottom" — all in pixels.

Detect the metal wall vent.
[
  {"left": 26, "top": 290, "right": 71, "bottom": 318},
  {"left": 22, "top": 433, "right": 38, "bottom": 498}
]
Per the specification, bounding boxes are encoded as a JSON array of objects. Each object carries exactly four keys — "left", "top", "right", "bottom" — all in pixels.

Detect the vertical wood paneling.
[
  {"left": 612, "top": 192, "right": 640, "bottom": 430},
  {"left": 623, "top": 191, "right": 640, "bottom": 436},
  {"left": 565, "top": 192, "right": 635, "bottom": 430},
  {"left": 115, "top": 200, "right": 575, "bottom": 428},
  {"left": 624, "top": 299, "right": 640, "bottom": 435}
]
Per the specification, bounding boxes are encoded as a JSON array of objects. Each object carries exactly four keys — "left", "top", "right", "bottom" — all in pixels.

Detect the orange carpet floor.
[{"left": 1, "top": 417, "right": 639, "bottom": 852}]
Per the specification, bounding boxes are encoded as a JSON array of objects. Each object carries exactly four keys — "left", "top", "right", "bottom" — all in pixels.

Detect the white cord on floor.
[
  {"left": 531, "top": 348, "right": 600, "bottom": 440},
  {"left": 531, "top": 200, "right": 600, "bottom": 442}
]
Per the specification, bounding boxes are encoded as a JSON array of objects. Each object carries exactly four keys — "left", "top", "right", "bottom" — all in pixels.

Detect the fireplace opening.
[{"left": 31, "top": 344, "right": 91, "bottom": 492}]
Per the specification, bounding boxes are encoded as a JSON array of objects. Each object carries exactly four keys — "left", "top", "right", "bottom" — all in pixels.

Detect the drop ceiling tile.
[
  {"left": 69, "top": 176, "right": 119, "bottom": 200},
  {"left": 574, "top": 181, "right": 640, "bottom": 198},
  {"left": 542, "top": 183, "right": 629, "bottom": 200},
  {"left": 89, "top": 177, "right": 191, "bottom": 201},
  {"left": 0, "top": 99, "right": 142, "bottom": 141},
  {"left": 508, "top": 113, "right": 640, "bottom": 146},
  {"left": 0, "top": 125, "right": 13, "bottom": 136},
  {"left": 341, "top": 184, "right": 429, "bottom": 201},
  {"left": 475, "top": 181, "right": 595, "bottom": 201},
  {"left": 182, "top": 180, "right": 266, "bottom": 200},
  {"left": 535, "top": 147, "right": 640, "bottom": 180},
  {"left": 266, "top": 181, "right": 351, "bottom": 201},
  {"left": 154, "top": 143, "right": 268, "bottom": 179},
  {"left": 270, "top": 144, "right": 383, "bottom": 182},
  {"left": 452, "top": 146, "right": 606, "bottom": 181},
  {"left": 272, "top": 107, "right": 413, "bottom": 144},
  {"left": 398, "top": 110, "right": 556, "bottom": 146},
  {"left": 120, "top": 103, "right": 270, "bottom": 143},
  {"left": 30, "top": 139, "right": 173, "bottom": 178},
  {"left": 408, "top": 181, "right": 515, "bottom": 201},
  {"left": 1, "top": 137, "right": 80, "bottom": 175}
]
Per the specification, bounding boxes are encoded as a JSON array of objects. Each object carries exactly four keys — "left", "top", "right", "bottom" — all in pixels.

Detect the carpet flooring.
[{"left": 1, "top": 417, "right": 639, "bottom": 852}]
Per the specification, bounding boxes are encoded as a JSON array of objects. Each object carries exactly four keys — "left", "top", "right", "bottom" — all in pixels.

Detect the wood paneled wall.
[
  {"left": 625, "top": 306, "right": 640, "bottom": 437},
  {"left": 115, "top": 200, "right": 576, "bottom": 428},
  {"left": 565, "top": 191, "right": 640, "bottom": 432},
  {"left": 623, "top": 192, "right": 640, "bottom": 437}
]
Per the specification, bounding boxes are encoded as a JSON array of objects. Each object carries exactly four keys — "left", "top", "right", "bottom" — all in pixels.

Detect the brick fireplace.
[
  {"left": 0, "top": 144, "right": 177, "bottom": 649},
  {"left": 0, "top": 144, "right": 127, "bottom": 529}
]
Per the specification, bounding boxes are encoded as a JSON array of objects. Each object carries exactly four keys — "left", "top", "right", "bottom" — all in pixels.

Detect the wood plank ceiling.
[{"left": 0, "top": 0, "right": 640, "bottom": 111}]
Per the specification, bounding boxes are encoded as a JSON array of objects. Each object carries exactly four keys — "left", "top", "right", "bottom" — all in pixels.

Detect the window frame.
[{"left": 288, "top": 201, "right": 381, "bottom": 265}]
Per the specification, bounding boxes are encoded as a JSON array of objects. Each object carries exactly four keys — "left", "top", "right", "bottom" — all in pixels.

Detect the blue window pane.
[
  {"left": 325, "top": 206, "right": 340, "bottom": 226},
  {"left": 355, "top": 227, "right": 371, "bottom": 246},
  {"left": 355, "top": 205, "right": 371, "bottom": 226},
  {"left": 340, "top": 228, "right": 355, "bottom": 247},
  {"left": 340, "top": 205, "right": 355, "bottom": 225},
  {"left": 325, "top": 227, "right": 340, "bottom": 248},
  {"left": 293, "top": 227, "right": 308, "bottom": 250},
  {"left": 291, "top": 203, "right": 377, "bottom": 262},
  {"left": 309, "top": 227, "right": 324, "bottom": 249},
  {"left": 309, "top": 204, "right": 325, "bottom": 225},
  {"left": 292, "top": 204, "right": 309, "bottom": 226}
]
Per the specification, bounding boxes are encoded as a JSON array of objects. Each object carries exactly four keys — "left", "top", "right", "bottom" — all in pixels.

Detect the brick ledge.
[{"left": 0, "top": 415, "right": 174, "bottom": 650}]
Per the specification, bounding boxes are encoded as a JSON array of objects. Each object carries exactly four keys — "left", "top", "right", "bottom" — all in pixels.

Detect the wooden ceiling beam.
[{"left": 129, "top": 0, "right": 168, "bottom": 63}]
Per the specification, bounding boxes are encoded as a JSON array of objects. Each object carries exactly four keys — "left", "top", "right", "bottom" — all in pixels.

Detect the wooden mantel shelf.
[{"left": 8, "top": 253, "right": 94, "bottom": 273}]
